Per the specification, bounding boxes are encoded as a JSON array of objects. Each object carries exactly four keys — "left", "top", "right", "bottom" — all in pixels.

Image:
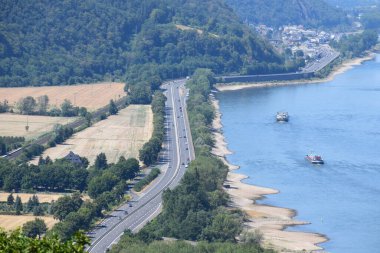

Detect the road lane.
[{"left": 87, "top": 79, "right": 194, "bottom": 252}]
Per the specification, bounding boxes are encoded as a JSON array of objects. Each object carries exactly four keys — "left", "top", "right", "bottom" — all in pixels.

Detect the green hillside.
[
  {"left": 0, "top": 0, "right": 291, "bottom": 88},
  {"left": 225, "top": 0, "right": 350, "bottom": 29}
]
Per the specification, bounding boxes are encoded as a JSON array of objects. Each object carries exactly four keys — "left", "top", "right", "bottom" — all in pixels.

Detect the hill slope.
[
  {"left": 0, "top": 0, "right": 289, "bottom": 88},
  {"left": 225, "top": 0, "right": 349, "bottom": 29}
]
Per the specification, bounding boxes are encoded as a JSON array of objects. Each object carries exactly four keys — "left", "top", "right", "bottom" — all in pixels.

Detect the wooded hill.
[
  {"left": 225, "top": 0, "right": 350, "bottom": 29},
  {"left": 0, "top": 0, "right": 292, "bottom": 88}
]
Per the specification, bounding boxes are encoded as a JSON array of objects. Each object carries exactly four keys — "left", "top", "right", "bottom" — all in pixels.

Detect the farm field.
[
  {"left": 33, "top": 105, "right": 153, "bottom": 165},
  {"left": 0, "top": 193, "right": 90, "bottom": 203},
  {"left": 0, "top": 113, "right": 76, "bottom": 140},
  {"left": 0, "top": 215, "right": 58, "bottom": 231},
  {"left": 0, "top": 192, "right": 65, "bottom": 203},
  {"left": 0, "top": 82, "right": 125, "bottom": 111}
]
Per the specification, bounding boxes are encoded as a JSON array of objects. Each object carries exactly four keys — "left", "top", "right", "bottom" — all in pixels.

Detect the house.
[{"left": 64, "top": 151, "right": 83, "bottom": 165}]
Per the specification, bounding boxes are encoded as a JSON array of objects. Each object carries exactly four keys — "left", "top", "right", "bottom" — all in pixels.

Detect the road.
[
  {"left": 87, "top": 79, "right": 195, "bottom": 253},
  {"left": 302, "top": 45, "right": 340, "bottom": 73}
]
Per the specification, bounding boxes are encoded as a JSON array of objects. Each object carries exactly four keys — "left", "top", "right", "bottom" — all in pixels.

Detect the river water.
[{"left": 217, "top": 55, "right": 380, "bottom": 253}]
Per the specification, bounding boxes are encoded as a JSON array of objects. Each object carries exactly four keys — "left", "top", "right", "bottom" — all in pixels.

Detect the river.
[{"left": 217, "top": 55, "right": 380, "bottom": 253}]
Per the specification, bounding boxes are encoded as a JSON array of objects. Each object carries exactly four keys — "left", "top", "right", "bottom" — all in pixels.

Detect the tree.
[
  {"left": 51, "top": 193, "right": 83, "bottom": 221},
  {"left": 109, "top": 99, "right": 118, "bottom": 115},
  {"left": 17, "top": 96, "right": 36, "bottom": 114},
  {"left": 94, "top": 153, "right": 107, "bottom": 170},
  {"left": 33, "top": 205, "right": 45, "bottom": 216},
  {"left": 22, "top": 218, "right": 47, "bottom": 238},
  {"left": 27, "top": 195, "right": 40, "bottom": 212},
  {"left": 14, "top": 196, "right": 23, "bottom": 215},
  {"left": 0, "top": 229, "right": 89, "bottom": 252},
  {"left": 7, "top": 193, "right": 14, "bottom": 206},
  {"left": 37, "top": 95, "right": 49, "bottom": 114},
  {"left": 60, "top": 99, "right": 75, "bottom": 116}
]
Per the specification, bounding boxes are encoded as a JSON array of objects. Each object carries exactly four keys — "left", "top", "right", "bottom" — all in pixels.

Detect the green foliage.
[
  {"left": 94, "top": 153, "right": 107, "bottom": 170},
  {"left": 362, "top": 8, "right": 380, "bottom": 30},
  {"left": 109, "top": 233, "right": 275, "bottom": 253},
  {"left": 14, "top": 196, "right": 23, "bottom": 215},
  {"left": 51, "top": 156, "right": 138, "bottom": 240},
  {"left": 0, "top": 229, "right": 89, "bottom": 252},
  {"left": 22, "top": 218, "right": 47, "bottom": 238},
  {"left": 51, "top": 193, "right": 84, "bottom": 221},
  {"left": 0, "top": 100, "right": 9, "bottom": 113},
  {"left": 331, "top": 30, "right": 379, "bottom": 58},
  {"left": 0, "top": 0, "right": 285, "bottom": 92},
  {"left": 0, "top": 136, "right": 25, "bottom": 155},
  {"left": 17, "top": 96, "right": 36, "bottom": 114},
  {"left": 226, "top": 0, "right": 350, "bottom": 29},
  {"left": 138, "top": 69, "right": 241, "bottom": 243},
  {"left": 109, "top": 99, "right": 118, "bottom": 115},
  {"left": 0, "top": 157, "right": 88, "bottom": 192},
  {"left": 134, "top": 168, "right": 161, "bottom": 192},
  {"left": 6, "top": 193, "right": 14, "bottom": 206},
  {"left": 139, "top": 92, "right": 166, "bottom": 165}
]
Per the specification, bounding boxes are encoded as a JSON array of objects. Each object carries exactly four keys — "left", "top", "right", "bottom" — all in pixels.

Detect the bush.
[{"left": 134, "top": 168, "right": 161, "bottom": 192}]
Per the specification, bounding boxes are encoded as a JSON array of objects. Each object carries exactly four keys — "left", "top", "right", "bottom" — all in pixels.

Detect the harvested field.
[
  {"left": 33, "top": 105, "right": 153, "bottom": 165},
  {"left": 0, "top": 82, "right": 126, "bottom": 111},
  {"left": 0, "top": 215, "right": 58, "bottom": 231},
  {"left": 0, "top": 192, "right": 65, "bottom": 203},
  {"left": 0, "top": 113, "right": 76, "bottom": 140},
  {"left": 0, "top": 193, "right": 90, "bottom": 203}
]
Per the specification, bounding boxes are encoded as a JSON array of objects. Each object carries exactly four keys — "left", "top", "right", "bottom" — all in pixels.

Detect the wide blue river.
[{"left": 217, "top": 55, "right": 380, "bottom": 253}]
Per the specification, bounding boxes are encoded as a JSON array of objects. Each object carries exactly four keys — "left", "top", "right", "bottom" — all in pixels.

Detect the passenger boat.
[
  {"left": 276, "top": 112, "right": 289, "bottom": 122},
  {"left": 306, "top": 154, "right": 324, "bottom": 164}
]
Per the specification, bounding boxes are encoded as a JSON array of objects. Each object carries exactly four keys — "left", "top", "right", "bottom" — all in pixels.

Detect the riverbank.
[
  {"left": 211, "top": 98, "right": 328, "bottom": 252},
  {"left": 215, "top": 53, "right": 376, "bottom": 92}
]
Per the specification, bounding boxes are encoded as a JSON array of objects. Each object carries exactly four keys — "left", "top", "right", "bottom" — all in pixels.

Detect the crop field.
[
  {"left": 0, "top": 113, "right": 76, "bottom": 140},
  {"left": 0, "top": 82, "right": 126, "bottom": 111},
  {"left": 33, "top": 105, "right": 153, "bottom": 165},
  {"left": 0, "top": 192, "right": 66, "bottom": 203},
  {"left": 0, "top": 215, "right": 58, "bottom": 231}
]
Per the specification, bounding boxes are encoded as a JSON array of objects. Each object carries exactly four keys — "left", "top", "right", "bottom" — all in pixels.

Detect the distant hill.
[
  {"left": 0, "top": 0, "right": 291, "bottom": 88},
  {"left": 225, "top": 0, "right": 350, "bottom": 29}
]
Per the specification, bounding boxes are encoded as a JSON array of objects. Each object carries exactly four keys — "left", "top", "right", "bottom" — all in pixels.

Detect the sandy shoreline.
[
  {"left": 211, "top": 98, "right": 327, "bottom": 252},
  {"left": 215, "top": 53, "right": 377, "bottom": 92},
  {"left": 211, "top": 53, "right": 377, "bottom": 251}
]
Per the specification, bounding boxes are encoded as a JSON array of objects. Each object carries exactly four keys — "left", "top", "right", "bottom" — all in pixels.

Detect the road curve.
[{"left": 87, "top": 79, "right": 194, "bottom": 252}]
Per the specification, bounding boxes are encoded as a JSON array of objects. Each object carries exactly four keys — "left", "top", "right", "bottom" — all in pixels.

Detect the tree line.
[
  {"left": 0, "top": 136, "right": 25, "bottom": 155},
  {"left": 330, "top": 30, "right": 379, "bottom": 58},
  {"left": 139, "top": 92, "right": 166, "bottom": 165}
]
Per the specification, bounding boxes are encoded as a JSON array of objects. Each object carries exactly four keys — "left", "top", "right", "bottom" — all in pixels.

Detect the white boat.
[{"left": 276, "top": 112, "right": 289, "bottom": 122}]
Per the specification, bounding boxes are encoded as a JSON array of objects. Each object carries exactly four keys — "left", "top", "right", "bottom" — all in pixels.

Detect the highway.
[
  {"left": 302, "top": 45, "right": 340, "bottom": 73},
  {"left": 87, "top": 79, "right": 195, "bottom": 253}
]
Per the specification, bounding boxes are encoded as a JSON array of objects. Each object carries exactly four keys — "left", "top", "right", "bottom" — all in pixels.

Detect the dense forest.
[
  {"left": 330, "top": 30, "right": 379, "bottom": 57},
  {"left": 0, "top": 0, "right": 290, "bottom": 89},
  {"left": 225, "top": 0, "right": 350, "bottom": 29},
  {"left": 110, "top": 233, "right": 275, "bottom": 253}
]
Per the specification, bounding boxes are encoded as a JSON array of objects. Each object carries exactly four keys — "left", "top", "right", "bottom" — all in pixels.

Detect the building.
[{"left": 64, "top": 151, "right": 83, "bottom": 165}]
